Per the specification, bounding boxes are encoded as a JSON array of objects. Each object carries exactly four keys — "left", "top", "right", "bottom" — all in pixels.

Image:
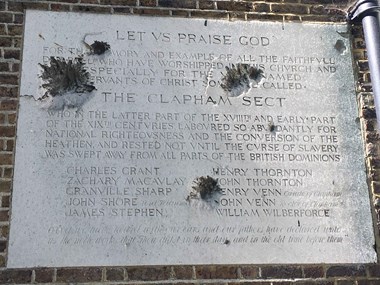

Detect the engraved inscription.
[{"left": 8, "top": 11, "right": 376, "bottom": 267}]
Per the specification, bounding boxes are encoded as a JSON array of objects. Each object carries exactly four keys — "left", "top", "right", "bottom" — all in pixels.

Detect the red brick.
[
  {"left": 8, "top": 2, "right": 49, "bottom": 12},
  {"left": 362, "top": 107, "right": 377, "bottom": 119},
  {"left": 247, "top": 13, "right": 284, "bottom": 21},
  {"left": 326, "top": 8, "right": 346, "bottom": 17},
  {"left": 80, "top": 0, "right": 99, "bottom": 3},
  {"left": 284, "top": 15, "right": 301, "bottom": 21},
  {"left": 302, "top": 0, "right": 333, "bottom": 3},
  {"left": 71, "top": 5, "right": 111, "bottom": 13},
  {"left": 357, "top": 280, "right": 380, "bottom": 285},
  {"left": 3, "top": 167, "right": 12, "bottom": 178},
  {"left": 0, "top": 87, "right": 18, "bottom": 98},
  {"left": 352, "top": 25, "right": 364, "bottom": 36},
  {"left": 0, "top": 240, "right": 6, "bottom": 252},
  {"left": 0, "top": 74, "right": 19, "bottom": 86},
  {"left": 7, "top": 24, "right": 23, "bottom": 36},
  {"left": 0, "top": 114, "right": 4, "bottom": 124},
  {"left": 0, "top": 99, "right": 18, "bottom": 111},
  {"left": 0, "top": 63, "right": 9, "bottom": 72},
  {"left": 13, "top": 38, "right": 22, "bottom": 48},
  {"left": 106, "top": 268, "right": 124, "bottom": 281},
  {"left": 217, "top": 1, "right": 252, "bottom": 11},
  {"left": 271, "top": 4, "right": 308, "bottom": 14},
  {"left": 7, "top": 2, "right": 24, "bottom": 12},
  {"left": 0, "top": 270, "right": 32, "bottom": 283},
  {"left": 5, "top": 140, "right": 14, "bottom": 151},
  {"left": 253, "top": 3, "right": 270, "bottom": 13},
  {"left": 358, "top": 60, "right": 369, "bottom": 71},
  {"left": 173, "top": 266, "right": 193, "bottom": 279},
  {"left": 0, "top": 153, "right": 13, "bottom": 165},
  {"left": 12, "top": 63, "right": 20, "bottom": 72},
  {"left": 50, "top": 0, "right": 79, "bottom": 3},
  {"left": 35, "top": 269, "right": 54, "bottom": 283},
  {"left": 261, "top": 266, "right": 302, "bottom": 279},
  {"left": 336, "top": 280, "right": 356, "bottom": 285},
  {"left": 127, "top": 267, "right": 171, "bottom": 281},
  {"left": 227, "top": 281, "right": 272, "bottom": 285},
  {"left": 240, "top": 266, "right": 259, "bottom": 278},
  {"left": 190, "top": 11, "right": 227, "bottom": 19},
  {"left": 364, "top": 119, "right": 376, "bottom": 133},
  {"left": 0, "top": 37, "right": 12, "bottom": 47},
  {"left": 369, "top": 156, "right": 380, "bottom": 169},
  {"left": 301, "top": 14, "right": 345, "bottom": 22},
  {"left": 196, "top": 266, "right": 238, "bottom": 279},
  {"left": 366, "top": 131, "right": 380, "bottom": 143},
  {"left": 7, "top": 113, "right": 16, "bottom": 124},
  {"left": 355, "top": 40, "right": 366, "bottom": 49},
  {"left": 199, "top": 1, "right": 214, "bottom": 10},
  {"left": 158, "top": 0, "right": 196, "bottom": 9},
  {"left": 100, "top": 0, "right": 136, "bottom": 4},
  {"left": 303, "top": 266, "right": 324, "bottom": 278},
  {"left": 140, "top": 0, "right": 156, "bottom": 7},
  {"left": 0, "top": 12, "right": 13, "bottom": 23},
  {"left": 326, "top": 265, "right": 366, "bottom": 277},
  {"left": 294, "top": 282, "right": 334, "bottom": 285},
  {"left": 0, "top": 126, "right": 16, "bottom": 137},
  {"left": 50, "top": 4, "right": 71, "bottom": 11},
  {"left": 0, "top": 24, "right": 6, "bottom": 35},
  {"left": 229, "top": 12, "right": 246, "bottom": 20},
  {"left": 133, "top": 8, "right": 170, "bottom": 15},
  {"left": 0, "top": 210, "right": 9, "bottom": 221},
  {"left": 1, "top": 195, "right": 9, "bottom": 208},
  {"left": 14, "top": 14, "right": 24, "bottom": 24},
  {"left": 4, "top": 49, "right": 20, "bottom": 60},
  {"left": 172, "top": 10, "right": 189, "bottom": 17},
  {"left": 113, "top": 7, "right": 132, "bottom": 13},
  {"left": 0, "top": 181, "right": 11, "bottom": 193},
  {"left": 368, "top": 264, "right": 380, "bottom": 277},
  {"left": 56, "top": 268, "right": 102, "bottom": 283},
  {"left": 0, "top": 225, "right": 9, "bottom": 238}
]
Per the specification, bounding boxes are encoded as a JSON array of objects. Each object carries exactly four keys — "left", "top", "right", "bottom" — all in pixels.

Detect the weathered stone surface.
[{"left": 8, "top": 10, "right": 376, "bottom": 267}]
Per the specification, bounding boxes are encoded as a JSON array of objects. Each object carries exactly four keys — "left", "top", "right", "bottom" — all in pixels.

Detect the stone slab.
[{"left": 8, "top": 10, "right": 377, "bottom": 267}]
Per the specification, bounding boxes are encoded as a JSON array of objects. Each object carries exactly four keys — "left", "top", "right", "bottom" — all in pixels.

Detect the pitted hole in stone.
[
  {"left": 90, "top": 41, "right": 111, "bottom": 55},
  {"left": 334, "top": 39, "right": 346, "bottom": 54},
  {"left": 221, "top": 63, "right": 263, "bottom": 97}
]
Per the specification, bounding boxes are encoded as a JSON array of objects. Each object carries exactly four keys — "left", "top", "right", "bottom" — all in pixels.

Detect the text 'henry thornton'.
[{"left": 212, "top": 167, "right": 313, "bottom": 177}]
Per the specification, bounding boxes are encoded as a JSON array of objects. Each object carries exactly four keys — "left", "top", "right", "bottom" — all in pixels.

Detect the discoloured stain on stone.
[
  {"left": 268, "top": 121, "right": 275, "bottom": 132},
  {"left": 39, "top": 57, "right": 95, "bottom": 97},
  {"left": 188, "top": 176, "right": 221, "bottom": 201},
  {"left": 90, "top": 41, "right": 110, "bottom": 55},
  {"left": 221, "top": 63, "right": 263, "bottom": 97},
  {"left": 38, "top": 56, "right": 96, "bottom": 109}
]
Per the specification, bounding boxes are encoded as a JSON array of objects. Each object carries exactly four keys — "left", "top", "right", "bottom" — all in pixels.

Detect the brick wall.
[{"left": 1, "top": 0, "right": 380, "bottom": 284}]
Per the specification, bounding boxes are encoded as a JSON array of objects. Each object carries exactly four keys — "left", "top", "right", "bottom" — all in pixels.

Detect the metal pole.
[{"left": 349, "top": 0, "right": 380, "bottom": 128}]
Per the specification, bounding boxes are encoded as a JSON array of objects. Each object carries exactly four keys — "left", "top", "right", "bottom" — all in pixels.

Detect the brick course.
[{"left": 0, "top": 0, "right": 379, "bottom": 284}]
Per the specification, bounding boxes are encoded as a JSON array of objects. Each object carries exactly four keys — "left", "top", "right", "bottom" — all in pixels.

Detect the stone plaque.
[{"left": 8, "top": 10, "right": 376, "bottom": 267}]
